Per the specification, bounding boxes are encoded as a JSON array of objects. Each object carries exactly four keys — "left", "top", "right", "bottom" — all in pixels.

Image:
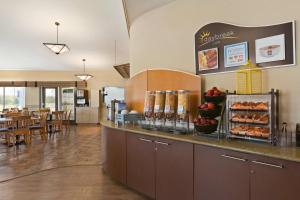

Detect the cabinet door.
[
  {"left": 155, "top": 138, "right": 193, "bottom": 200},
  {"left": 250, "top": 155, "right": 300, "bottom": 200},
  {"left": 194, "top": 145, "right": 250, "bottom": 200},
  {"left": 127, "top": 133, "right": 156, "bottom": 199},
  {"left": 101, "top": 126, "right": 126, "bottom": 184}
]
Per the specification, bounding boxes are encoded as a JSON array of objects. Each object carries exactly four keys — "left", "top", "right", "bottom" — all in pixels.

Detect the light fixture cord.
[
  {"left": 114, "top": 40, "right": 117, "bottom": 65},
  {"left": 56, "top": 23, "right": 59, "bottom": 43},
  {"left": 83, "top": 60, "right": 86, "bottom": 73}
]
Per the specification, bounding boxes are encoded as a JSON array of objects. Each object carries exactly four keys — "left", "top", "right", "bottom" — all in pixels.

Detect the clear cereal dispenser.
[
  {"left": 176, "top": 90, "right": 190, "bottom": 133},
  {"left": 164, "top": 90, "right": 177, "bottom": 131},
  {"left": 154, "top": 91, "right": 166, "bottom": 129}
]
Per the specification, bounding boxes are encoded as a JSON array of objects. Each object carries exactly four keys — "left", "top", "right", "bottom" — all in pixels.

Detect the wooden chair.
[
  {"left": 62, "top": 110, "right": 72, "bottom": 132},
  {"left": 0, "top": 120, "right": 11, "bottom": 144},
  {"left": 7, "top": 116, "right": 32, "bottom": 145},
  {"left": 30, "top": 112, "right": 48, "bottom": 141},
  {"left": 39, "top": 108, "right": 50, "bottom": 113},
  {"left": 2, "top": 108, "right": 9, "bottom": 113},
  {"left": 49, "top": 111, "right": 64, "bottom": 134},
  {"left": 22, "top": 107, "right": 30, "bottom": 116},
  {"left": 6, "top": 112, "right": 22, "bottom": 118},
  {"left": 10, "top": 108, "right": 19, "bottom": 112}
]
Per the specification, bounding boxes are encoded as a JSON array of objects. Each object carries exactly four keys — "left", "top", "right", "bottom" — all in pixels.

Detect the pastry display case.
[{"left": 226, "top": 89, "right": 279, "bottom": 144}]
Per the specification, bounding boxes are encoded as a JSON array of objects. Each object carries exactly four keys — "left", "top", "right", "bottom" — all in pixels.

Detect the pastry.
[
  {"left": 259, "top": 114, "right": 269, "bottom": 124},
  {"left": 255, "top": 102, "right": 268, "bottom": 110}
]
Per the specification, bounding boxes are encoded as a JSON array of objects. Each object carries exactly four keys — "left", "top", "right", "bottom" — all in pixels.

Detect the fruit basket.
[
  {"left": 194, "top": 87, "right": 227, "bottom": 138},
  {"left": 204, "top": 94, "right": 226, "bottom": 104},
  {"left": 198, "top": 105, "right": 222, "bottom": 118},
  {"left": 194, "top": 121, "right": 218, "bottom": 134}
]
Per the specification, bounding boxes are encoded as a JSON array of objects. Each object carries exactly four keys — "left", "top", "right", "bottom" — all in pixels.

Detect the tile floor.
[{"left": 0, "top": 125, "right": 148, "bottom": 200}]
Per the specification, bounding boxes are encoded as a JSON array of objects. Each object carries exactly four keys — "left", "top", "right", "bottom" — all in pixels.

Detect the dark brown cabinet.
[
  {"left": 194, "top": 145, "right": 250, "bottom": 200},
  {"left": 250, "top": 155, "right": 300, "bottom": 200},
  {"left": 101, "top": 126, "right": 127, "bottom": 184},
  {"left": 102, "top": 125, "right": 300, "bottom": 200},
  {"left": 127, "top": 133, "right": 156, "bottom": 199},
  {"left": 126, "top": 133, "right": 194, "bottom": 200},
  {"left": 155, "top": 138, "right": 193, "bottom": 200}
]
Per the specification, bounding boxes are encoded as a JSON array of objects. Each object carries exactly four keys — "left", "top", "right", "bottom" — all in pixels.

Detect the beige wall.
[
  {"left": 129, "top": 0, "right": 300, "bottom": 127},
  {"left": 0, "top": 69, "right": 124, "bottom": 108},
  {"left": 0, "top": 70, "right": 125, "bottom": 90}
]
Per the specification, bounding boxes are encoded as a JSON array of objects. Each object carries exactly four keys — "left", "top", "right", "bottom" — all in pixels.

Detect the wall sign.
[
  {"left": 224, "top": 42, "right": 248, "bottom": 68},
  {"left": 195, "top": 21, "right": 295, "bottom": 75}
]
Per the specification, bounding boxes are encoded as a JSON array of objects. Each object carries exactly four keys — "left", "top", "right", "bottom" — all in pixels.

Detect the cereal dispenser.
[
  {"left": 143, "top": 91, "right": 155, "bottom": 127},
  {"left": 164, "top": 90, "right": 177, "bottom": 131},
  {"left": 154, "top": 91, "right": 166, "bottom": 128},
  {"left": 176, "top": 90, "right": 190, "bottom": 133}
]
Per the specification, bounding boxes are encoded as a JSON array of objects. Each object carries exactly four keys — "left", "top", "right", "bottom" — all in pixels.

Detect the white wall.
[{"left": 129, "top": 0, "right": 300, "bottom": 127}]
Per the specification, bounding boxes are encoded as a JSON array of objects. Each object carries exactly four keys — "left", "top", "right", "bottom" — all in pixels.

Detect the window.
[
  {"left": 0, "top": 87, "right": 25, "bottom": 110},
  {"left": 0, "top": 87, "right": 3, "bottom": 111}
]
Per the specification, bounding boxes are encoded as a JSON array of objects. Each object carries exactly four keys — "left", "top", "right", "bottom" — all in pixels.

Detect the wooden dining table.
[{"left": 0, "top": 116, "right": 41, "bottom": 146}]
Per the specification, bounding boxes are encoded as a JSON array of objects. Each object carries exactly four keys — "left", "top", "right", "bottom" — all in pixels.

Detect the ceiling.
[
  {"left": 124, "top": 0, "right": 176, "bottom": 26},
  {"left": 0, "top": 0, "right": 129, "bottom": 71}
]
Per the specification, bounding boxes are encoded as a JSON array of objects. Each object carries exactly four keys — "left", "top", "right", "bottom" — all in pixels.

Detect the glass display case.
[{"left": 226, "top": 89, "right": 279, "bottom": 144}]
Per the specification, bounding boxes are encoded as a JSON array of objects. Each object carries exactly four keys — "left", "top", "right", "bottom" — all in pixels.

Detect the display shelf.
[{"left": 226, "top": 89, "right": 279, "bottom": 144}]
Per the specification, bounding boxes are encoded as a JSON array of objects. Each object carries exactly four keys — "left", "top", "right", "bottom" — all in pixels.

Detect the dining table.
[{"left": 0, "top": 116, "right": 41, "bottom": 146}]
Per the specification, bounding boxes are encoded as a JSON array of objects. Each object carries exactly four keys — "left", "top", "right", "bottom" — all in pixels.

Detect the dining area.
[{"left": 0, "top": 107, "right": 72, "bottom": 147}]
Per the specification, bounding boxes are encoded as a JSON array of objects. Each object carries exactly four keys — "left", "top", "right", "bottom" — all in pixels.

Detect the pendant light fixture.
[
  {"left": 43, "top": 22, "right": 70, "bottom": 55},
  {"left": 75, "top": 59, "right": 93, "bottom": 81}
]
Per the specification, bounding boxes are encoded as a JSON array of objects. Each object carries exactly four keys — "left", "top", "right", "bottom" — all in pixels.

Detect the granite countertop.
[{"left": 101, "top": 120, "right": 300, "bottom": 163}]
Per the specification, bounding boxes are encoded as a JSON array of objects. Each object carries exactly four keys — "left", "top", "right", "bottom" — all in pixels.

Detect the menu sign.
[{"left": 195, "top": 22, "right": 295, "bottom": 75}]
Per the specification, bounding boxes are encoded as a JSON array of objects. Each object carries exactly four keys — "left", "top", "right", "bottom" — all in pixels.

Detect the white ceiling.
[
  {"left": 0, "top": 0, "right": 129, "bottom": 71},
  {"left": 124, "top": 0, "right": 176, "bottom": 25}
]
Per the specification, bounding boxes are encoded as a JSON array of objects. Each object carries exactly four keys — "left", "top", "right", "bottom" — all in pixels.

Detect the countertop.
[{"left": 101, "top": 120, "right": 300, "bottom": 163}]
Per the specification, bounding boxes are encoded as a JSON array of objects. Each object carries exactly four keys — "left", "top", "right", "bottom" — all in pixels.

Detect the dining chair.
[
  {"left": 22, "top": 107, "right": 30, "bottom": 116},
  {"left": 6, "top": 112, "right": 22, "bottom": 118},
  {"left": 30, "top": 112, "right": 48, "bottom": 141},
  {"left": 49, "top": 111, "right": 64, "bottom": 134},
  {"left": 62, "top": 110, "right": 72, "bottom": 132},
  {"left": 7, "top": 116, "right": 32, "bottom": 145},
  {"left": 0, "top": 120, "right": 11, "bottom": 144},
  {"left": 2, "top": 108, "right": 9, "bottom": 113}
]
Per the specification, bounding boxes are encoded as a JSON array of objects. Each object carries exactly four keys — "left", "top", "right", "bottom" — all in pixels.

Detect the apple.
[
  {"left": 193, "top": 118, "right": 198, "bottom": 124},
  {"left": 213, "top": 90, "right": 221, "bottom": 96},
  {"left": 207, "top": 102, "right": 215, "bottom": 109},
  {"left": 200, "top": 118, "right": 206, "bottom": 125},
  {"left": 200, "top": 103, "right": 208, "bottom": 109},
  {"left": 206, "top": 90, "right": 214, "bottom": 96},
  {"left": 210, "top": 119, "right": 217, "bottom": 125}
]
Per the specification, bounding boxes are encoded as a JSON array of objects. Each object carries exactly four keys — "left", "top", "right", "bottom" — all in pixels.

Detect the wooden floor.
[{"left": 0, "top": 125, "right": 148, "bottom": 200}]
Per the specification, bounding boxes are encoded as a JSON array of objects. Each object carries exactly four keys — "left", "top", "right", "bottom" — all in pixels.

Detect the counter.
[
  {"left": 101, "top": 120, "right": 300, "bottom": 163},
  {"left": 76, "top": 107, "right": 99, "bottom": 124},
  {"left": 101, "top": 119, "right": 300, "bottom": 200}
]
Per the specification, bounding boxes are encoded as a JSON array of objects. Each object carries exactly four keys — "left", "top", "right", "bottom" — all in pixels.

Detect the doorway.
[{"left": 42, "top": 87, "right": 58, "bottom": 111}]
